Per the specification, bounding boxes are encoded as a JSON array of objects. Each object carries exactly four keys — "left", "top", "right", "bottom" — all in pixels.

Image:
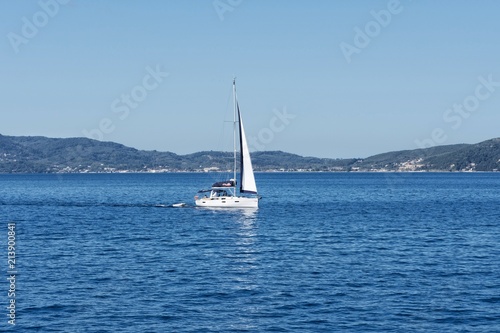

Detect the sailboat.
[{"left": 195, "top": 79, "right": 260, "bottom": 208}]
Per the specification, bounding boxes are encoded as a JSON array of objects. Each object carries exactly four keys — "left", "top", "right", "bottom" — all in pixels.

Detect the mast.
[{"left": 232, "top": 78, "right": 237, "bottom": 188}]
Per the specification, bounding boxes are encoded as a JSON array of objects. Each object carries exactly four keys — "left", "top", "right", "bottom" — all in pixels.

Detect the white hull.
[{"left": 195, "top": 196, "right": 258, "bottom": 208}]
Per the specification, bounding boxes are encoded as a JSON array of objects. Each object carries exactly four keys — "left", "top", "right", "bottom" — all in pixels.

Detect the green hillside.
[{"left": 0, "top": 134, "right": 498, "bottom": 173}]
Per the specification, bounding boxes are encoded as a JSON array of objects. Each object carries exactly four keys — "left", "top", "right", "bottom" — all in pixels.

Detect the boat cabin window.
[{"left": 211, "top": 189, "right": 231, "bottom": 198}]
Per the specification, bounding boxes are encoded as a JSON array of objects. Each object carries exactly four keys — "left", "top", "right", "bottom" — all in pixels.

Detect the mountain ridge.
[{"left": 0, "top": 134, "right": 499, "bottom": 173}]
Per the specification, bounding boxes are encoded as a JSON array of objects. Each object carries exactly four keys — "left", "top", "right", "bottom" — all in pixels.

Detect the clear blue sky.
[{"left": 1, "top": 0, "right": 499, "bottom": 158}]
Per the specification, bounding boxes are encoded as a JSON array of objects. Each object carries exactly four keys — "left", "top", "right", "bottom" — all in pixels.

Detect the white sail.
[{"left": 238, "top": 104, "right": 258, "bottom": 194}]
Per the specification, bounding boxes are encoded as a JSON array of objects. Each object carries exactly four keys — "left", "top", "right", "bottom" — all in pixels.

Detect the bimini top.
[{"left": 211, "top": 180, "right": 235, "bottom": 188}]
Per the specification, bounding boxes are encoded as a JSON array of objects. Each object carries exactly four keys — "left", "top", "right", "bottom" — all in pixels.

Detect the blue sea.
[{"left": 1, "top": 173, "right": 499, "bottom": 332}]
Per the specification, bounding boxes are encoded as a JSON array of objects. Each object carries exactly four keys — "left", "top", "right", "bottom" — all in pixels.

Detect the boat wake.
[{"left": 0, "top": 201, "right": 192, "bottom": 209}]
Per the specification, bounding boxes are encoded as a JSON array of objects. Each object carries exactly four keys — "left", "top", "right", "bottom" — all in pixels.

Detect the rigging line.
[{"left": 208, "top": 83, "right": 237, "bottom": 184}]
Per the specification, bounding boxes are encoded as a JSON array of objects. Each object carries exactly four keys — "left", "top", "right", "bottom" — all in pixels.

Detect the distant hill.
[
  {"left": 0, "top": 134, "right": 499, "bottom": 173},
  {"left": 354, "top": 138, "right": 500, "bottom": 172},
  {"left": 424, "top": 138, "right": 500, "bottom": 171}
]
